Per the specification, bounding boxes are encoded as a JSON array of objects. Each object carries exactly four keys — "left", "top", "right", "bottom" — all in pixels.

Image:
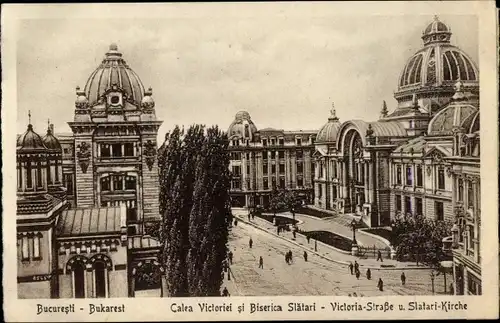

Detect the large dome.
[
  {"left": 228, "top": 111, "right": 258, "bottom": 139},
  {"left": 42, "top": 125, "right": 62, "bottom": 151},
  {"left": 84, "top": 44, "right": 146, "bottom": 107},
  {"left": 17, "top": 124, "right": 47, "bottom": 152},
  {"left": 316, "top": 108, "right": 341, "bottom": 144}
]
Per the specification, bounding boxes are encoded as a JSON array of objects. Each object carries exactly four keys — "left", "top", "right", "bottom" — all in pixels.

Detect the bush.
[{"left": 302, "top": 230, "right": 352, "bottom": 252}]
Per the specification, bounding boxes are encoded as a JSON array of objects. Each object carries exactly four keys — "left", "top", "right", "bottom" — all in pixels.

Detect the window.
[
  {"left": 406, "top": 166, "right": 413, "bottom": 186},
  {"left": 262, "top": 139, "right": 267, "bottom": 147},
  {"left": 32, "top": 233, "right": 41, "bottom": 260},
  {"left": 297, "top": 162, "right": 303, "bottom": 174},
  {"left": 246, "top": 153, "right": 250, "bottom": 160},
  {"left": 296, "top": 138, "right": 302, "bottom": 146},
  {"left": 18, "top": 165, "right": 22, "bottom": 189},
  {"left": 26, "top": 162, "right": 33, "bottom": 188},
  {"left": 246, "top": 165, "right": 250, "bottom": 175},
  {"left": 278, "top": 151, "right": 285, "bottom": 159},
  {"left": 73, "top": 262, "right": 86, "bottom": 298},
  {"left": 110, "top": 95, "right": 120, "bottom": 104},
  {"left": 332, "top": 162, "right": 337, "bottom": 178},
  {"left": 124, "top": 143, "right": 134, "bottom": 157},
  {"left": 467, "top": 274, "right": 482, "bottom": 295},
  {"left": 125, "top": 176, "right": 136, "bottom": 190},
  {"left": 311, "top": 163, "right": 315, "bottom": 176},
  {"left": 101, "top": 177, "right": 111, "bottom": 191},
  {"left": 395, "top": 194, "right": 402, "bottom": 212},
  {"left": 332, "top": 185, "right": 337, "bottom": 198},
  {"left": 296, "top": 150, "right": 303, "bottom": 159},
  {"left": 319, "top": 164, "right": 324, "bottom": 178},
  {"left": 232, "top": 140, "right": 239, "bottom": 146},
  {"left": 94, "top": 261, "right": 107, "bottom": 298},
  {"left": 63, "top": 148, "right": 69, "bottom": 154},
  {"left": 318, "top": 184, "right": 323, "bottom": 198},
  {"left": 396, "top": 165, "right": 402, "bottom": 185},
  {"left": 271, "top": 139, "right": 276, "bottom": 146},
  {"left": 467, "top": 181, "right": 474, "bottom": 209},
  {"left": 232, "top": 166, "right": 241, "bottom": 176},
  {"left": 297, "top": 177, "right": 303, "bottom": 187},
  {"left": 278, "top": 138, "right": 284, "bottom": 146},
  {"left": 458, "top": 179, "right": 464, "bottom": 201},
  {"left": 101, "top": 144, "right": 111, "bottom": 157},
  {"left": 270, "top": 151, "right": 276, "bottom": 159},
  {"left": 21, "top": 236, "right": 29, "bottom": 261},
  {"left": 416, "top": 165, "right": 423, "bottom": 187},
  {"left": 415, "top": 197, "right": 423, "bottom": 216},
  {"left": 438, "top": 168, "right": 445, "bottom": 190},
  {"left": 54, "top": 160, "right": 59, "bottom": 182},
  {"left": 232, "top": 180, "right": 241, "bottom": 190},
  {"left": 263, "top": 178, "right": 269, "bottom": 190},
  {"left": 47, "top": 163, "right": 52, "bottom": 185},
  {"left": 435, "top": 201, "right": 444, "bottom": 221},
  {"left": 36, "top": 162, "right": 43, "bottom": 187},
  {"left": 271, "top": 177, "right": 276, "bottom": 189},
  {"left": 112, "top": 143, "right": 122, "bottom": 157},
  {"left": 279, "top": 164, "right": 285, "bottom": 174},
  {"left": 279, "top": 177, "right": 285, "bottom": 188},
  {"left": 113, "top": 175, "right": 123, "bottom": 191},
  {"left": 64, "top": 174, "right": 74, "bottom": 195},
  {"left": 231, "top": 152, "right": 240, "bottom": 160},
  {"left": 271, "top": 165, "right": 276, "bottom": 174},
  {"left": 263, "top": 163, "right": 268, "bottom": 174},
  {"left": 404, "top": 196, "right": 412, "bottom": 215}
]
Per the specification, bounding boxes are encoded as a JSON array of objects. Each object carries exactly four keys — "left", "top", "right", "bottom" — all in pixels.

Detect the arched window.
[
  {"left": 73, "top": 262, "right": 86, "bottom": 298},
  {"left": 26, "top": 161, "right": 33, "bottom": 188},
  {"left": 54, "top": 159, "right": 59, "bottom": 182},
  {"left": 47, "top": 161, "right": 52, "bottom": 185},
  {"left": 94, "top": 261, "right": 107, "bottom": 298},
  {"left": 18, "top": 163, "right": 23, "bottom": 190},
  {"left": 101, "top": 176, "right": 111, "bottom": 191},
  {"left": 36, "top": 161, "right": 43, "bottom": 188}
]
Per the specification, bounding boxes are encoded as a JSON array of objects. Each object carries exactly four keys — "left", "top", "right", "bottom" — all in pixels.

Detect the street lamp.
[
  {"left": 430, "top": 271, "right": 435, "bottom": 295},
  {"left": 350, "top": 219, "right": 358, "bottom": 245}
]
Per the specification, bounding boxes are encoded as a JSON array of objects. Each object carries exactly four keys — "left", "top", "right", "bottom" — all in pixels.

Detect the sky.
[{"left": 15, "top": 11, "right": 478, "bottom": 142}]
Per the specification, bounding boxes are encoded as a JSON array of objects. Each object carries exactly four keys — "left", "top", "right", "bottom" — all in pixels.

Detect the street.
[{"left": 224, "top": 221, "right": 447, "bottom": 297}]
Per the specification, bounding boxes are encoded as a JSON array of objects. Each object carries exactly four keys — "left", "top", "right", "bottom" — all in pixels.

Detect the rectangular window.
[
  {"left": 232, "top": 180, "right": 241, "bottom": 190},
  {"left": 47, "top": 163, "right": 52, "bottom": 185},
  {"left": 32, "top": 234, "right": 41, "bottom": 260},
  {"left": 278, "top": 138, "right": 284, "bottom": 146},
  {"left": 262, "top": 139, "right": 267, "bottom": 147},
  {"left": 271, "top": 165, "right": 276, "bottom": 174},
  {"left": 270, "top": 151, "right": 276, "bottom": 159},
  {"left": 271, "top": 139, "right": 276, "bottom": 146},
  {"left": 438, "top": 168, "right": 445, "bottom": 190},
  {"left": 124, "top": 143, "right": 134, "bottom": 157},
  {"left": 404, "top": 196, "right": 412, "bottom": 215},
  {"left": 279, "top": 164, "right": 285, "bottom": 174},
  {"left": 63, "top": 148, "right": 69, "bottom": 154},
  {"left": 246, "top": 153, "right": 250, "bottom": 160},
  {"left": 37, "top": 162, "right": 43, "bottom": 187},
  {"left": 101, "top": 177, "right": 111, "bottom": 191},
  {"left": 271, "top": 177, "right": 277, "bottom": 189},
  {"left": 297, "top": 162, "right": 303, "bottom": 174},
  {"left": 458, "top": 179, "right": 464, "bottom": 201},
  {"left": 296, "top": 150, "right": 303, "bottom": 159},
  {"left": 278, "top": 151, "right": 285, "bottom": 159},
  {"left": 113, "top": 175, "right": 123, "bottom": 191},
  {"left": 332, "top": 162, "right": 337, "bottom": 178},
  {"left": 467, "top": 182, "right": 474, "bottom": 209},
  {"left": 232, "top": 166, "right": 241, "bottom": 176},
  {"left": 297, "top": 177, "right": 303, "bottom": 187},
  {"left": 125, "top": 176, "right": 136, "bottom": 190},
  {"left": 26, "top": 162, "right": 33, "bottom": 188},
  {"left": 318, "top": 184, "right": 323, "bottom": 198},
  {"left": 21, "top": 236, "right": 29, "bottom": 261},
  {"left": 101, "top": 144, "right": 111, "bottom": 157},
  {"left": 64, "top": 174, "right": 74, "bottom": 195},
  {"left": 396, "top": 165, "right": 402, "bottom": 185},
  {"left": 415, "top": 197, "right": 423, "bottom": 216},
  {"left": 406, "top": 166, "right": 413, "bottom": 186},
  {"left": 263, "top": 178, "right": 269, "bottom": 190},
  {"left": 279, "top": 177, "right": 285, "bottom": 188},
  {"left": 296, "top": 138, "right": 302, "bottom": 146},
  {"left": 395, "top": 194, "right": 402, "bottom": 212},
  {"left": 435, "top": 201, "right": 444, "bottom": 221},
  {"left": 246, "top": 165, "right": 250, "bottom": 175},
  {"left": 112, "top": 143, "right": 122, "bottom": 157},
  {"left": 416, "top": 165, "right": 423, "bottom": 187},
  {"left": 18, "top": 165, "right": 23, "bottom": 189},
  {"left": 263, "top": 163, "right": 268, "bottom": 174}
]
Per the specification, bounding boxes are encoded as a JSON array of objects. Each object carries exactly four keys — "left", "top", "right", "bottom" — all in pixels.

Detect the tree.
[
  {"left": 390, "top": 215, "right": 452, "bottom": 267},
  {"left": 159, "top": 124, "right": 232, "bottom": 297},
  {"left": 381, "top": 100, "right": 389, "bottom": 118},
  {"left": 269, "top": 189, "right": 302, "bottom": 223}
]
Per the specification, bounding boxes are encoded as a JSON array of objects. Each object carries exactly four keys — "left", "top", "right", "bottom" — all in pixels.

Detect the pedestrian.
[
  {"left": 234, "top": 219, "right": 238, "bottom": 226},
  {"left": 377, "top": 250, "right": 383, "bottom": 262},
  {"left": 401, "top": 272, "right": 406, "bottom": 286},
  {"left": 366, "top": 268, "right": 371, "bottom": 280},
  {"left": 307, "top": 235, "right": 311, "bottom": 244},
  {"left": 348, "top": 293, "right": 352, "bottom": 297},
  {"left": 228, "top": 251, "right": 233, "bottom": 265},
  {"left": 377, "top": 278, "right": 384, "bottom": 292},
  {"left": 314, "top": 240, "right": 317, "bottom": 252},
  {"left": 349, "top": 262, "right": 354, "bottom": 275},
  {"left": 248, "top": 213, "right": 251, "bottom": 221},
  {"left": 293, "top": 230, "right": 296, "bottom": 239},
  {"left": 277, "top": 226, "right": 280, "bottom": 235},
  {"left": 285, "top": 253, "right": 289, "bottom": 264},
  {"left": 249, "top": 238, "right": 253, "bottom": 249},
  {"left": 303, "top": 251, "right": 308, "bottom": 262},
  {"left": 449, "top": 283, "right": 454, "bottom": 295},
  {"left": 353, "top": 292, "right": 357, "bottom": 297},
  {"left": 223, "top": 260, "right": 228, "bottom": 272},
  {"left": 252, "top": 212, "right": 255, "bottom": 220},
  {"left": 222, "top": 287, "right": 230, "bottom": 297},
  {"left": 259, "top": 256, "right": 264, "bottom": 269},
  {"left": 288, "top": 250, "right": 293, "bottom": 264},
  {"left": 354, "top": 261, "right": 359, "bottom": 272},
  {"left": 356, "top": 270, "right": 360, "bottom": 280}
]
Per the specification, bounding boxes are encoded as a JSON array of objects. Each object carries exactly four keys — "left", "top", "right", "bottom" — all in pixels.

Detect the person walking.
[
  {"left": 288, "top": 250, "right": 293, "bottom": 264},
  {"left": 377, "top": 278, "right": 384, "bottom": 291},
  {"left": 222, "top": 287, "right": 230, "bottom": 297},
  {"left": 259, "top": 256, "right": 264, "bottom": 269},
  {"left": 234, "top": 219, "right": 238, "bottom": 226},
  {"left": 248, "top": 213, "right": 251, "bottom": 221},
  {"left": 303, "top": 251, "right": 308, "bottom": 262},
  {"left": 355, "top": 270, "right": 360, "bottom": 280},
  {"left": 366, "top": 268, "right": 371, "bottom": 280},
  {"left": 307, "top": 235, "right": 311, "bottom": 244},
  {"left": 277, "top": 226, "right": 280, "bottom": 235},
  {"left": 354, "top": 261, "right": 359, "bottom": 273},
  {"left": 349, "top": 262, "right": 354, "bottom": 275},
  {"left": 401, "top": 272, "right": 406, "bottom": 286},
  {"left": 377, "top": 250, "right": 383, "bottom": 262},
  {"left": 228, "top": 251, "right": 233, "bottom": 265},
  {"left": 249, "top": 238, "right": 253, "bottom": 249},
  {"left": 292, "top": 230, "right": 296, "bottom": 239},
  {"left": 285, "top": 253, "right": 289, "bottom": 264},
  {"left": 252, "top": 212, "right": 255, "bottom": 220}
]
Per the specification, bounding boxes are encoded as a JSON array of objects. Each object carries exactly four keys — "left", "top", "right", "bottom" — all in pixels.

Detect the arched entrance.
[
  {"left": 341, "top": 129, "right": 366, "bottom": 214},
  {"left": 131, "top": 260, "right": 164, "bottom": 297}
]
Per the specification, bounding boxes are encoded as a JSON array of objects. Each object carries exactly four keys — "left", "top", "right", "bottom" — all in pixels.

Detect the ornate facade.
[
  {"left": 312, "top": 17, "right": 481, "bottom": 292},
  {"left": 227, "top": 111, "right": 316, "bottom": 208},
  {"left": 17, "top": 44, "right": 165, "bottom": 298}
]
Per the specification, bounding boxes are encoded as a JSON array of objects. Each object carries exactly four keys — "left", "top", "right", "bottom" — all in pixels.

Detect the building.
[
  {"left": 312, "top": 16, "right": 481, "bottom": 293},
  {"left": 227, "top": 111, "right": 317, "bottom": 208},
  {"left": 17, "top": 44, "right": 165, "bottom": 298}
]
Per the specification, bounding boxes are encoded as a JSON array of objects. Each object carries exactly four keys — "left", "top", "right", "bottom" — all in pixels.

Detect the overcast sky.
[{"left": 16, "top": 11, "right": 478, "bottom": 141}]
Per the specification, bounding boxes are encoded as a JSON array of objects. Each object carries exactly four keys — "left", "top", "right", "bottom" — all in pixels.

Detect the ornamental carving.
[
  {"left": 431, "top": 152, "right": 443, "bottom": 164},
  {"left": 143, "top": 140, "right": 157, "bottom": 171},
  {"left": 446, "top": 166, "right": 452, "bottom": 177},
  {"left": 76, "top": 142, "right": 91, "bottom": 173},
  {"left": 426, "top": 166, "right": 432, "bottom": 176}
]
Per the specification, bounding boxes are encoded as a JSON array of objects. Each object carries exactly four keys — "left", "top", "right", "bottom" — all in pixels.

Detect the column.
[
  {"left": 342, "top": 160, "right": 348, "bottom": 198},
  {"left": 284, "top": 150, "right": 290, "bottom": 188},
  {"left": 97, "top": 144, "right": 101, "bottom": 157},
  {"left": 121, "top": 144, "right": 125, "bottom": 156},
  {"left": 369, "top": 160, "right": 375, "bottom": 204},
  {"left": 364, "top": 162, "right": 369, "bottom": 204}
]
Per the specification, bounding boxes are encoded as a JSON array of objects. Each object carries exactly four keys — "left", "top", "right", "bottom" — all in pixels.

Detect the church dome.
[
  {"left": 316, "top": 107, "right": 341, "bottom": 143},
  {"left": 42, "top": 125, "right": 62, "bottom": 151},
  {"left": 84, "top": 44, "right": 146, "bottom": 107},
  {"left": 17, "top": 124, "right": 47, "bottom": 152},
  {"left": 228, "top": 111, "right": 258, "bottom": 139}
]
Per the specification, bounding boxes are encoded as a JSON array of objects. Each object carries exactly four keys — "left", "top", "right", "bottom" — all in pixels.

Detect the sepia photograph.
[{"left": 2, "top": 1, "right": 498, "bottom": 321}]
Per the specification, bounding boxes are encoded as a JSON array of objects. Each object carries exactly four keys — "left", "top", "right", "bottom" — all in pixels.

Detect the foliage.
[
  {"left": 269, "top": 189, "right": 302, "bottom": 216},
  {"left": 159, "top": 125, "right": 232, "bottom": 297},
  {"left": 390, "top": 215, "right": 452, "bottom": 267},
  {"left": 302, "top": 230, "right": 353, "bottom": 252}
]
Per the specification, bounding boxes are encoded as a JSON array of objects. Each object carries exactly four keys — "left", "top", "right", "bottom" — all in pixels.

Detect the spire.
[
  {"left": 328, "top": 102, "right": 339, "bottom": 122},
  {"left": 28, "top": 110, "right": 32, "bottom": 125},
  {"left": 47, "top": 119, "right": 51, "bottom": 133},
  {"left": 380, "top": 100, "right": 388, "bottom": 118}
]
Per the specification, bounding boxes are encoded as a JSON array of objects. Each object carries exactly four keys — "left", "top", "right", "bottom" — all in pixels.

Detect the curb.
[
  {"left": 358, "top": 228, "right": 392, "bottom": 249},
  {"left": 234, "top": 213, "right": 429, "bottom": 271}
]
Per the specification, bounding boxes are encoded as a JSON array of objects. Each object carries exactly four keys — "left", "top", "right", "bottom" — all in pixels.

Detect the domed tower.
[
  {"left": 68, "top": 44, "right": 163, "bottom": 234},
  {"left": 316, "top": 105, "right": 341, "bottom": 146},
  {"left": 42, "top": 121, "right": 64, "bottom": 195},
  {"left": 392, "top": 16, "right": 479, "bottom": 117},
  {"left": 228, "top": 111, "right": 258, "bottom": 144}
]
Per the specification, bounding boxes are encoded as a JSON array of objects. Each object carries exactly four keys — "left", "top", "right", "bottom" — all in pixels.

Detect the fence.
[{"left": 357, "top": 245, "right": 392, "bottom": 259}]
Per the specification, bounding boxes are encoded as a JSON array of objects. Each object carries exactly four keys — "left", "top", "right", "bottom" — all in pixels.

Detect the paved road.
[{"left": 223, "top": 221, "right": 448, "bottom": 297}]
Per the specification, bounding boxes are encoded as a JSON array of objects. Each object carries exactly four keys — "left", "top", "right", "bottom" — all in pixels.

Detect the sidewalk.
[{"left": 233, "top": 210, "right": 427, "bottom": 271}]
